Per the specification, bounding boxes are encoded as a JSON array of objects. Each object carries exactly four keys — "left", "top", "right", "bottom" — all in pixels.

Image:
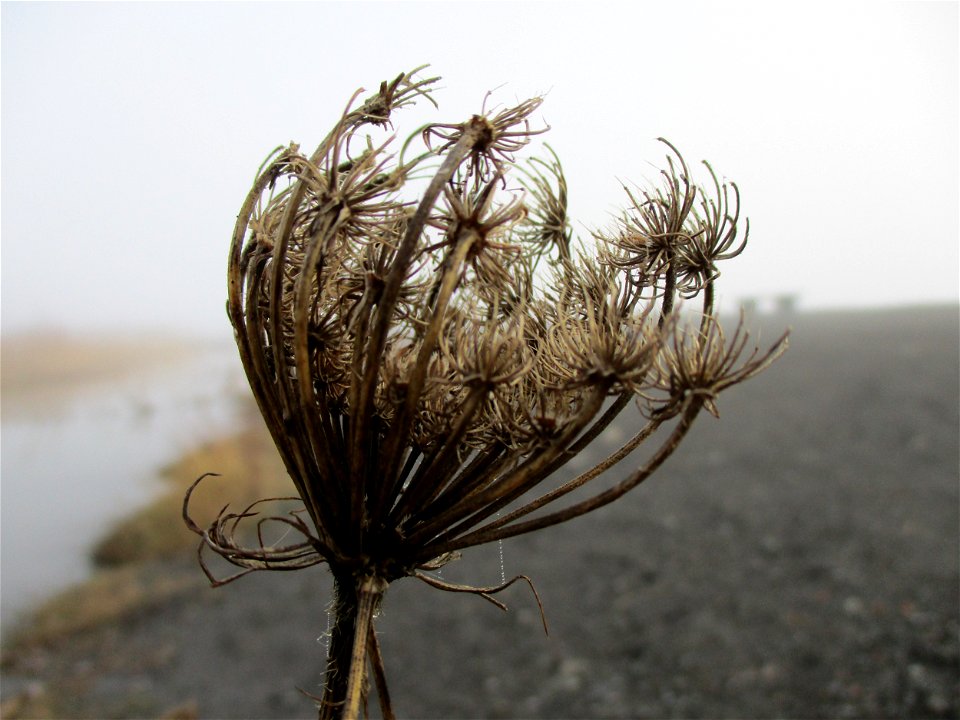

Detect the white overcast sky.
[{"left": 2, "top": 1, "right": 957, "bottom": 340}]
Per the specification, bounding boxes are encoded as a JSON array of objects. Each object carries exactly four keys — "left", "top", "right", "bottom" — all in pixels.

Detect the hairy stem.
[
  {"left": 319, "top": 572, "right": 356, "bottom": 720},
  {"left": 319, "top": 573, "right": 388, "bottom": 720}
]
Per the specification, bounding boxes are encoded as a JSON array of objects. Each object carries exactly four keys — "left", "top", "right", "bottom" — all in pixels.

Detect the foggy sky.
[{"left": 2, "top": 1, "right": 957, "bottom": 340}]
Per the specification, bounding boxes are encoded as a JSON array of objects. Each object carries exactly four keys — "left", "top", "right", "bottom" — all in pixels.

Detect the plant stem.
[
  {"left": 319, "top": 572, "right": 357, "bottom": 720},
  {"left": 319, "top": 572, "right": 388, "bottom": 720},
  {"left": 367, "top": 623, "right": 394, "bottom": 720}
]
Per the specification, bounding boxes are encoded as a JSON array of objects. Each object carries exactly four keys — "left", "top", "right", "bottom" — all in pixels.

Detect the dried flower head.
[
  {"left": 647, "top": 313, "right": 788, "bottom": 420},
  {"left": 184, "top": 67, "right": 787, "bottom": 719}
]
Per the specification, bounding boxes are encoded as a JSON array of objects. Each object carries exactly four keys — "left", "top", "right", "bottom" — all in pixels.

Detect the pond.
[{"left": 1, "top": 342, "right": 247, "bottom": 631}]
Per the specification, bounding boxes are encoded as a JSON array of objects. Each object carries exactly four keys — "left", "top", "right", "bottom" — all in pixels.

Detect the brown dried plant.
[{"left": 183, "top": 66, "right": 787, "bottom": 719}]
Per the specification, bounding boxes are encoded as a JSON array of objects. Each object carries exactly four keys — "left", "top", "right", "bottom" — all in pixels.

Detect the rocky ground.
[{"left": 2, "top": 306, "right": 958, "bottom": 719}]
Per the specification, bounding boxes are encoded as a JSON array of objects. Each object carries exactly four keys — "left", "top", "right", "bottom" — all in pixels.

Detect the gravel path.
[{"left": 3, "top": 307, "right": 958, "bottom": 719}]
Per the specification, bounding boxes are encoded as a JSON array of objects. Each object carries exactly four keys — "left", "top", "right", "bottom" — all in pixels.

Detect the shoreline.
[
  {"left": 0, "top": 415, "right": 299, "bottom": 718},
  {"left": 0, "top": 333, "right": 248, "bottom": 632},
  {"left": 2, "top": 417, "right": 291, "bottom": 653}
]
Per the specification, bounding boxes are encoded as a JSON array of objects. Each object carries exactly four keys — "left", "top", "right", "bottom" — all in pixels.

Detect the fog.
[{"left": 2, "top": 2, "right": 958, "bottom": 341}]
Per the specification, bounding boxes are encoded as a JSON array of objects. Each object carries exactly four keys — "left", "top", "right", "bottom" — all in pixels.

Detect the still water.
[{"left": 1, "top": 343, "right": 248, "bottom": 632}]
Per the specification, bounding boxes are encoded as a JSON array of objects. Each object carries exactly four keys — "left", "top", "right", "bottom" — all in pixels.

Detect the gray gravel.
[{"left": 3, "top": 306, "right": 958, "bottom": 719}]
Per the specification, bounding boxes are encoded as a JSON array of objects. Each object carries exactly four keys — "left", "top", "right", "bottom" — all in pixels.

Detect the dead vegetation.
[{"left": 184, "top": 66, "right": 786, "bottom": 718}]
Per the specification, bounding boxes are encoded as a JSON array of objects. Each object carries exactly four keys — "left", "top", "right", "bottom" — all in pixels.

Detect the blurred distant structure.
[{"left": 740, "top": 293, "right": 799, "bottom": 318}]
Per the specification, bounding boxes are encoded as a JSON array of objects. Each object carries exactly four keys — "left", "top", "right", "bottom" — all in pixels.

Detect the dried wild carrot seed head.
[
  {"left": 182, "top": 65, "right": 788, "bottom": 719},
  {"left": 186, "top": 63, "right": 786, "bottom": 597}
]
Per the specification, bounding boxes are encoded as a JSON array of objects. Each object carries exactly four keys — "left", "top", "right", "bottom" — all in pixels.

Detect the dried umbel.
[{"left": 184, "top": 66, "right": 787, "bottom": 719}]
